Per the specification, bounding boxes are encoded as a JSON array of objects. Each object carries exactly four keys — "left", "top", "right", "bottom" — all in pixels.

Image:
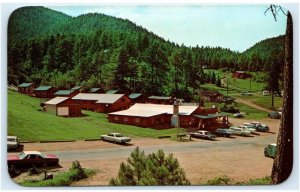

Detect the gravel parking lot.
[{"left": 10, "top": 117, "right": 280, "bottom": 186}]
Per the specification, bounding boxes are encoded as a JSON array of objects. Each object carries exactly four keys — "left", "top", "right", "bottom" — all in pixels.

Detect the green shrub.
[
  {"left": 206, "top": 175, "right": 231, "bottom": 185},
  {"left": 20, "top": 161, "right": 94, "bottom": 187}
]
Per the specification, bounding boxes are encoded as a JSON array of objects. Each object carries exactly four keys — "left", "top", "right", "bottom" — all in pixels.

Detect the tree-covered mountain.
[{"left": 7, "top": 6, "right": 284, "bottom": 101}]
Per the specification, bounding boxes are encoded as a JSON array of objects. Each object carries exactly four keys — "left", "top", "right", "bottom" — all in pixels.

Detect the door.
[{"left": 57, "top": 107, "right": 69, "bottom": 116}]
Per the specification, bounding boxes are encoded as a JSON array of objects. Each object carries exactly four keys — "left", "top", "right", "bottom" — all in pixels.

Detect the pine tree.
[{"left": 110, "top": 147, "right": 190, "bottom": 185}]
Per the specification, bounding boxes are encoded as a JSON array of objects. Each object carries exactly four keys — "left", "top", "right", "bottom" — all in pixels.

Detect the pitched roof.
[
  {"left": 18, "top": 83, "right": 33, "bottom": 87},
  {"left": 109, "top": 103, "right": 199, "bottom": 117},
  {"left": 34, "top": 86, "right": 53, "bottom": 91},
  {"left": 72, "top": 93, "right": 124, "bottom": 104},
  {"left": 106, "top": 89, "right": 119, "bottom": 94},
  {"left": 194, "top": 113, "right": 227, "bottom": 119},
  {"left": 55, "top": 90, "right": 74, "bottom": 96},
  {"left": 45, "top": 97, "right": 69, "bottom": 105},
  {"left": 129, "top": 93, "right": 142, "bottom": 99},
  {"left": 148, "top": 96, "right": 172, "bottom": 100},
  {"left": 89, "top": 88, "right": 101, "bottom": 93},
  {"left": 71, "top": 86, "right": 81, "bottom": 91}
]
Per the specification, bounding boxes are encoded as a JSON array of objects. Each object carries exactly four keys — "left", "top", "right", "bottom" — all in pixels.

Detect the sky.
[{"left": 48, "top": 5, "right": 285, "bottom": 52}]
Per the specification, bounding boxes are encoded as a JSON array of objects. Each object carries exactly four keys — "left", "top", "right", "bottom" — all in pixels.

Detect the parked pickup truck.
[
  {"left": 100, "top": 133, "right": 131, "bottom": 144},
  {"left": 7, "top": 136, "right": 20, "bottom": 150},
  {"left": 190, "top": 130, "right": 217, "bottom": 140}
]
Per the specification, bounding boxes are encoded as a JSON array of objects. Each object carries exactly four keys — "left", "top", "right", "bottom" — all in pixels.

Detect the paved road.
[{"left": 52, "top": 133, "right": 276, "bottom": 162}]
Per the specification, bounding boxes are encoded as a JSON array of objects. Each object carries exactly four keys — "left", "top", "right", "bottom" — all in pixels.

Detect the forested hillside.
[{"left": 8, "top": 6, "right": 285, "bottom": 101}]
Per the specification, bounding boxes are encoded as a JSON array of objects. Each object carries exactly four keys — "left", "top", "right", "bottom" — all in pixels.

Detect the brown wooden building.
[
  {"left": 18, "top": 83, "right": 35, "bottom": 95},
  {"left": 34, "top": 86, "right": 55, "bottom": 98},
  {"left": 193, "top": 113, "right": 229, "bottom": 132},
  {"left": 44, "top": 97, "right": 81, "bottom": 117},
  {"left": 108, "top": 103, "right": 219, "bottom": 129},
  {"left": 129, "top": 93, "right": 146, "bottom": 104},
  {"left": 147, "top": 96, "right": 174, "bottom": 105},
  {"left": 72, "top": 93, "right": 131, "bottom": 113},
  {"left": 199, "top": 90, "right": 223, "bottom": 102},
  {"left": 232, "top": 71, "right": 252, "bottom": 79}
]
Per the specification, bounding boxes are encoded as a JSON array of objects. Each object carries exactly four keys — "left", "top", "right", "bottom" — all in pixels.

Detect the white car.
[
  {"left": 239, "top": 125, "right": 256, "bottom": 134},
  {"left": 7, "top": 136, "right": 20, "bottom": 150},
  {"left": 229, "top": 127, "right": 251, "bottom": 136},
  {"left": 100, "top": 133, "right": 131, "bottom": 144}
]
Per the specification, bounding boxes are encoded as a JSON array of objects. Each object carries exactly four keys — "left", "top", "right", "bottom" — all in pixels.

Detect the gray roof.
[
  {"left": 18, "top": 83, "right": 33, "bottom": 87},
  {"left": 71, "top": 86, "right": 81, "bottom": 91},
  {"left": 89, "top": 88, "right": 101, "bottom": 93},
  {"left": 194, "top": 113, "right": 227, "bottom": 119},
  {"left": 72, "top": 93, "right": 124, "bottom": 104},
  {"left": 55, "top": 90, "right": 74, "bottom": 96},
  {"left": 34, "top": 86, "right": 53, "bottom": 91},
  {"left": 109, "top": 103, "right": 198, "bottom": 117},
  {"left": 106, "top": 90, "right": 119, "bottom": 94},
  {"left": 45, "top": 97, "right": 69, "bottom": 105},
  {"left": 129, "top": 93, "right": 142, "bottom": 99}
]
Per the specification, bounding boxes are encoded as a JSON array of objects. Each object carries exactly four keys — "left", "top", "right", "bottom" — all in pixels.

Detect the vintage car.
[
  {"left": 229, "top": 126, "right": 251, "bottom": 136},
  {"left": 239, "top": 125, "right": 256, "bottom": 134},
  {"left": 233, "top": 112, "right": 244, "bottom": 118},
  {"left": 7, "top": 136, "right": 20, "bottom": 150},
  {"left": 214, "top": 128, "right": 233, "bottom": 137},
  {"left": 241, "top": 91, "right": 253, "bottom": 96},
  {"left": 264, "top": 143, "right": 277, "bottom": 158},
  {"left": 190, "top": 130, "right": 217, "bottom": 140},
  {"left": 7, "top": 151, "right": 59, "bottom": 168},
  {"left": 268, "top": 111, "right": 281, "bottom": 119},
  {"left": 249, "top": 122, "right": 270, "bottom": 132},
  {"left": 100, "top": 133, "right": 131, "bottom": 144}
]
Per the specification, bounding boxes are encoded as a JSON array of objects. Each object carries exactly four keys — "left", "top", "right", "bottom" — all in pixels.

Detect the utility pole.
[{"left": 250, "top": 78, "right": 252, "bottom": 91}]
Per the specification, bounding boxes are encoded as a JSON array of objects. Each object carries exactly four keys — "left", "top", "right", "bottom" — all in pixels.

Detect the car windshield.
[
  {"left": 115, "top": 134, "right": 124, "bottom": 137},
  {"left": 7, "top": 138, "right": 16, "bottom": 142},
  {"left": 204, "top": 132, "right": 210, "bottom": 135},
  {"left": 17, "top": 152, "right": 27, "bottom": 159}
]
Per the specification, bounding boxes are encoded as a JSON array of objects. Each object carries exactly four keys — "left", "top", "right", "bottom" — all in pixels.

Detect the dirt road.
[{"left": 10, "top": 118, "right": 280, "bottom": 186}]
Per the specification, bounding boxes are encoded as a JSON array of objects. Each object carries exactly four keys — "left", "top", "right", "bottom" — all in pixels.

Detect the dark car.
[
  {"left": 268, "top": 111, "right": 281, "bottom": 119},
  {"left": 190, "top": 130, "right": 217, "bottom": 140},
  {"left": 7, "top": 151, "right": 59, "bottom": 168},
  {"left": 214, "top": 128, "right": 233, "bottom": 137}
]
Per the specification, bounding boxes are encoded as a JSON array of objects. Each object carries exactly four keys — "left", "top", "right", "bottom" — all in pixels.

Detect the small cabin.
[
  {"left": 199, "top": 90, "right": 223, "bottom": 102},
  {"left": 44, "top": 97, "right": 81, "bottom": 117},
  {"left": 147, "top": 96, "right": 174, "bottom": 105},
  {"left": 129, "top": 93, "right": 146, "bottom": 104},
  {"left": 232, "top": 71, "right": 251, "bottom": 79},
  {"left": 72, "top": 93, "right": 131, "bottom": 113},
  {"left": 34, "top": 86, "right": 55, "bottom": 98},
  {"left": 18, "top": 83, "right": 35, "bottom": 95}
]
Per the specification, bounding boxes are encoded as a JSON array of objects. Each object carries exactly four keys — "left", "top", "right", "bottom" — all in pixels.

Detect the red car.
[{"left": 7, "top": 151, "right": 59, "bottom": 168}]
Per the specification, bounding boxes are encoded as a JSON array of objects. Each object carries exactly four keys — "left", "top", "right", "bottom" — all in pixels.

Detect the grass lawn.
[
  {"left": 236, "top": 95, "right": 283, "bottom": 110},
  {"left": 203, "top": 69, "right": 267, "bottom": 93},
  {"left": 204, "top": 101, "right": 268, "bottom": 120},
  {"left": 7, "top": 90, "right": 178, "bottom": 142}
]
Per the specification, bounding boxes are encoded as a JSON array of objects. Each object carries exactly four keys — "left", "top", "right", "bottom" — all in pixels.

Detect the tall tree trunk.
[{"left": 271, "top": 11, "right": 293, "bottom": 184}]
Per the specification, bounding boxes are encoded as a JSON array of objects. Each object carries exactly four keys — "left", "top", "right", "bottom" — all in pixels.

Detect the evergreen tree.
[{"left": 110, "top": 147, "right": 190, "bottom": 185}]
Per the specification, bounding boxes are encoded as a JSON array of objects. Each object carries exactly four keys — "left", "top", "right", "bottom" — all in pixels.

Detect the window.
[
  {"left": 114, "top": 116, "right": 119, "bottom": 121},
  {"left": 124, "top": 117, "right": 128, "bottom": 122},
  {"left": 135, "top": 118, "right": 140, "bottom": 123}
]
